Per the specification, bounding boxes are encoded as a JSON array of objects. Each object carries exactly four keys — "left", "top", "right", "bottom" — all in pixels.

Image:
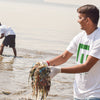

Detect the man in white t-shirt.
[
  {"left": 35, "top": 4, "right": 100, "bottom": 100},
  {"left": 0, "top": 23, "right": 17, "bottom": 57}
]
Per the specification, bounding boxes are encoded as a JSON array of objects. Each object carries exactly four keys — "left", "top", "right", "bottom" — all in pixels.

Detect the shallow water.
[{"left": 0, "top": 47, "right": 75, "bottom": 100}]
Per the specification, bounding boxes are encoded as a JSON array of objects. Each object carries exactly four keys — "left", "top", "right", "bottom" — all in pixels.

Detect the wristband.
[{"left": 46, "top": 61, "right": 50, "bottom": 66}]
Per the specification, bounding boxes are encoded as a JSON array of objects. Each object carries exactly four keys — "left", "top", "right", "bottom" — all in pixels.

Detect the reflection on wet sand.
[{"left": 0, "top": 55, "right": 15, "bottom": 71}]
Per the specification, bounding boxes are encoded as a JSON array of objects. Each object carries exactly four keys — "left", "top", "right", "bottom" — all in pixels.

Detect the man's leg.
[
  {"left": 0, "top": 44, "right": 4, "bottom": 55},
  {"left": 12, "top": 47, "right": 17, "bottom": 57}
]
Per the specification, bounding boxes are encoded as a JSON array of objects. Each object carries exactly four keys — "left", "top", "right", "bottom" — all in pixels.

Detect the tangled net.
[{"left": 29, "top": 62, "right": 51, "bottom": 100}]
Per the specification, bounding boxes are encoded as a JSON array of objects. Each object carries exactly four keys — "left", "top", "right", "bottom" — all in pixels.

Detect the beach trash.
[
  {"left": 2, "top": 91, "right": 11, "bottom": 95},
  {"left": 29, "top": 62, "right": 51, "bottom": 100}
]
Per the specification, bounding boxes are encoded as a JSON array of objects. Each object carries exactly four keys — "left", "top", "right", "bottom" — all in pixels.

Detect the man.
[
  {"left": 0, "top": 23, "right": 17, "bottom": 57},
  {"left": 38, "top": 4, "right": 100, "bottom": 99}
]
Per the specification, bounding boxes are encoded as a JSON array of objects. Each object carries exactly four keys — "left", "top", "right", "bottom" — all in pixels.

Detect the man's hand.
[
  {"left": 39, "top": 61, "right": 61, "bottom": 79},
  {"left": 32, "top": 61, "right": 61, "bottom": 79},
  {"left": 40, "top": 61, "right": 49, "bottom": 67},
  {"left": 0, "top": 33, "right": 4, "bottom": 39},
  {"left": 49, "top": 66, "right": 61, "bottom": 79}
]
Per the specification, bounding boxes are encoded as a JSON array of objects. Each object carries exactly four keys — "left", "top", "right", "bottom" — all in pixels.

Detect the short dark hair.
[
  {"left": 77, "top": 4, "right": 99, "bottom": 25},
  {"left": 0, "top": 22, "right": 1, "bottom": 26}
]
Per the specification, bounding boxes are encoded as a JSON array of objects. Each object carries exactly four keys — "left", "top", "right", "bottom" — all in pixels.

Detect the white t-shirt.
[
  {"left": 67, "top": 27, "right": 100, "bottom": 99},
  {"left": 0, "top": 25, "right": 15, "bottom": 36}
]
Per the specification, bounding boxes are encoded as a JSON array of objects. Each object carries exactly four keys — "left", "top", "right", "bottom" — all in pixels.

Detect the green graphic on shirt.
[{"left": 76, "top": 43, "right": 90, "bottom": 63}]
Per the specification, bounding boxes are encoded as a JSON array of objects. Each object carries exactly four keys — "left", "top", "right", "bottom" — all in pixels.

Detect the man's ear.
[
  {"left": 87, "top": 17, "right": 93, "bottom": 24},
  {"left": 85, "top": 17, "right": 90, "bottom": 25}
]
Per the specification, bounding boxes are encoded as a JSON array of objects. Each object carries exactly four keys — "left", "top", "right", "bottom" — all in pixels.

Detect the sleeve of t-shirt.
[
  {"left": 89, "top": 39, "right": 100, "bottom": 59},
  {"left": 0, "top": 26, "right": 7, "bottom": 35},
  {"left": 66, "top": 33, "right": 82, "bottom": 54}
]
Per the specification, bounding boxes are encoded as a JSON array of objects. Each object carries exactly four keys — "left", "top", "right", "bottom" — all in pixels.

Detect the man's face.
[{"left": 77, "top": 13, "right": 88, "bottom": 30}]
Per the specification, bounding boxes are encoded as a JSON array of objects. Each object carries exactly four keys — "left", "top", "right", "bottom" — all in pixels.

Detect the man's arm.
[
  {"left": 0, "top": 33, "right": 4, "bottom": 39},
  {"left": 48, "top": 50, "right": 73, "bottom": 66},
  {"left": 61, "top": 55, "right": 99, "bottom": 73}
]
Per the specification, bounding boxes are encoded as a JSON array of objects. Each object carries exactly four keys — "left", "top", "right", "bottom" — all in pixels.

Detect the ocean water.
[
  {"left": 0, "top": 47, "right": 75, "bottom": 100},
  {"left": 0, "top": 1, "right": 100, "bottom": 100}
]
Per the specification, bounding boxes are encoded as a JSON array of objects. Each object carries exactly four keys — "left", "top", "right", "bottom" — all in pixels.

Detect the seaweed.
[{"left": 29, "top": 62, "right": 51, "bottom": 100}]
